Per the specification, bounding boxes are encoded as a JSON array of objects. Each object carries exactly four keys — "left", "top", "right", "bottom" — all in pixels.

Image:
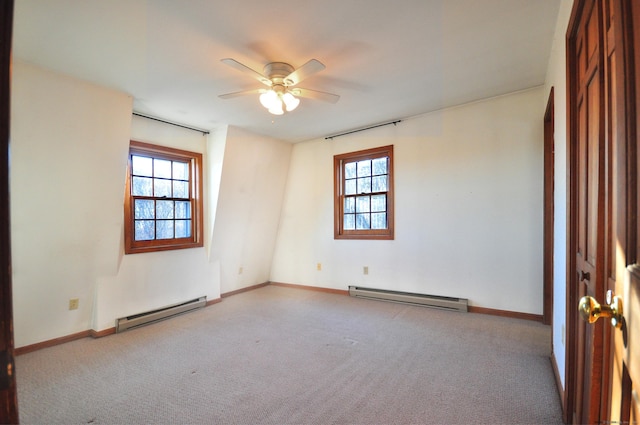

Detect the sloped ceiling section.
[{"left": 12, "top": 0, "right": 561, "bottom": 143}]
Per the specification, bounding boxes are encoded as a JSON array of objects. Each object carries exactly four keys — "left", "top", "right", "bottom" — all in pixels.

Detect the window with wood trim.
[
  {"left": 334, "top": 145, "right": 394, "bottom": 240},
  {"left": 124, "top": 141, "right": 203, "bottom": 254}
]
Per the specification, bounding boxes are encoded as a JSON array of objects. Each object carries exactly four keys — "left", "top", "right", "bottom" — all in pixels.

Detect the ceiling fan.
[{"left": 218, "top": 58, "right": 340, "bottom": 115}]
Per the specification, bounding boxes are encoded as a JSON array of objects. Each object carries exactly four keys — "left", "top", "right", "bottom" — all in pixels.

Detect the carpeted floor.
[{"left": 16, "top": 285, "right": 563, "bottom": 424}]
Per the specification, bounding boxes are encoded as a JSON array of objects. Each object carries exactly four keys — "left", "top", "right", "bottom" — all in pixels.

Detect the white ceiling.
[{"left": 12, "top": 0, "right": 561, "bottom": 143}]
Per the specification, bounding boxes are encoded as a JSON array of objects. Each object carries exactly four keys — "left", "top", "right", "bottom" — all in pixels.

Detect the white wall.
[
  {"left": 92, "top": 115, "right": 218, "bottom": 332},
  {"left": 271, "top": 87, "right": 545, "bottom": 314},
  {"left": 210, "top": 126, "right": 292, "bottom": 295},
  {"left": 543, "top": 0, "right": 574, "bottom": 391},
  {"left": 10, "top": 62, "right": 290, "bottom": 346},
  {"left": 100, "top": 122, "right": 291, "bottom": 327},
  {"left": 10, "top": 61, "right": 133, "bottom": 346}
]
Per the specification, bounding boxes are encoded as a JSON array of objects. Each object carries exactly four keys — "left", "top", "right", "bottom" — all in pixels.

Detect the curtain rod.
[
  {"left": 325, "top": 120, "right": 402, "bottom": 140},
  {"left": 132, "top": 112, "right": 210, "bottom": 135}
]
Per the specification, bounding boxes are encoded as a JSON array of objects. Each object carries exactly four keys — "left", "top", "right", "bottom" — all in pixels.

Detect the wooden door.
[
  {"left": 567, "top": 0, "right": 639, "bottom": 423},
  {"left": 608, "top": 0, "right": 640, "bottom": 423},
  {"left": 568, "top": 0, "right": 606, "bottom": 422},
  {"left": 604, "top": 0, "right": 634, "bottom": 422},
  {"left": 632, "top": 17, "right": 640, "bottom": 425}
]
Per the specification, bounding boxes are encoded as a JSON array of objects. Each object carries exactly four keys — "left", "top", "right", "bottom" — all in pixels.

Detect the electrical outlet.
[
  {"left": 69, "top": 298, "right": 79, "bottom": 310},
  {"left": 363, "top": 266, "right": 369, "bottom": 275},
  {"left": 317, "top": 263, "right": 322, "bottom": 271}
]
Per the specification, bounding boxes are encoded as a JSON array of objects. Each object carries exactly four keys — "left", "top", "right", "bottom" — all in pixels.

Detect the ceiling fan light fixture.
[
  {"left": 259, "top": 90, "right": 278, "bottom": 109},
  {"left": 268, "top": 101, "right": 284, "bottom": 115},
  {"left": 282, "top": 92, "right": 300, "bottom": 112},
  {"left": 259, "top": 87, "right": 300, "bottom": 115}
]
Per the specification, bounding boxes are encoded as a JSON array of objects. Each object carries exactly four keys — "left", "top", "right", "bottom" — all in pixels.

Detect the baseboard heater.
[
  {"left": 349, "top": 286, "right": 468, "bottom": 312},
  {"left": 116, "top": 296, "right": 207, "bottom": 333}
]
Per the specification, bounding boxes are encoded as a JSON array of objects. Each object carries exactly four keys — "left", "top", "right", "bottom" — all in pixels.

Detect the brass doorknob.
[{"left": 578, "top": 290, "right": 624, "bottom": 329}]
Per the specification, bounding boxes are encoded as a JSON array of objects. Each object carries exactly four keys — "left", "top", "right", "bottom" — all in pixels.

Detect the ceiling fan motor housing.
[{"left": 263, "top": 62, "right": 295, "bottom": 85}]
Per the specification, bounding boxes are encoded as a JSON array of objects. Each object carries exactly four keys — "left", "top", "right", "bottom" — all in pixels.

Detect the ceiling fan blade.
[
  {"left": 284, "top": 59, "right": 326, "bottom": 86},
  {"left": 291, "top": 87, "right": 340, "bottom": 104},
  {"left": 218, "top": 88, "right": 265, "bottom": 99},
  {"left": 220, "top": 58, "right": 272, "bottom": 86}
]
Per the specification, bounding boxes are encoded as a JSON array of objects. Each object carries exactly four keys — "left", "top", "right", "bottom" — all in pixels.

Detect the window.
[
  {"left": 124, "top": 141, "right": 203, "bottom": 254},
  {"left": 334, "top": 145, "right": 394, "bottom": 240}
]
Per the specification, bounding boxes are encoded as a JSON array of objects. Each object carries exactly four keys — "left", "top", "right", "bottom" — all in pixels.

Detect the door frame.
[
  {"left": 0, "top": 0, "right": 18, "bottom": 422},
  {"left": 627, "top": 0, "right": 639, "bottom": 263},
  {"left": 544, "top": 87, "right": 555, "bottom": 327}
]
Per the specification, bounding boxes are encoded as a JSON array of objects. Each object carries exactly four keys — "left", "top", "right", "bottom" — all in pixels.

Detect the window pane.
[
  {"left": 156, "top": 200, "right": 174, "bottom": 219},
  {"left": 344, "top": 214, "right": 355, "bottom": 230},
  {"left": 135, "top": 220, "right": 155, "bottom": 241},
  {"left": 356, "top": 196, "right": 370, "bottom": 213},
  {"left": 371, "top": 194, "right": 386, "bottom": 212},
  {"left": 356, "top": 213, "right": 370, "bottom": 229},
  {"left": 173, "top": 161, "right": 189, "bottom": 180},
  {"left": 372, "top": 175, "right": 387, "bottom": 192},
  {"left": 154, "top": 179, "right": 171, "bottom": 197},
  {"left": 173, "top": 181, "right": 189, "bottom": 198},
  {"left": 345, "top": 179, "right": 357, "bottom": 195},
  {"left": 357, "top": 177, "right": 371, "bottom": 194},
  {"left": 357, "top": 160, "right": 371, "bottom": 177},
  {"left": 175, "top": 201, "right": 191, "bottom": 219},
  {"left": 372, "top": 157, "right": 387, "bottom": 175},
  {"left": 344, "top": 162, "right": 356, "bottom": 179},
  {"left": 156, "top": 220, "right": 174, "bottom": 239},
  {"left": 371, "top": 213, "right": 387, "bottom": 229},
  {"left": 132, "top": 156, "right": 152, "bottom": 177},
  {"left": 134, "top": 199, "right": 154, "bottom": 219},
  {"left": 154, "top": 159, "right": 172, "bottom": 179},
  {"left": 344, "top": 197, "right": 355, "bottom": 213},
  {"left": 175, "top": 220, "right": 191, "bottom": 238},
  {"left": 132, "top": 177, "right": 152, "bottom": 196}
]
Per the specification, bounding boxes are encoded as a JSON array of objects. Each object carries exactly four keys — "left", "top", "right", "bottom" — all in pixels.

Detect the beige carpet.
[{"left": 16, "top": 285, "right": 563, "bottom": 424}]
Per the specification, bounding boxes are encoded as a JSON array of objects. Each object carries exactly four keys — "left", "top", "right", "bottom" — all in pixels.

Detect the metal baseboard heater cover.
[
  {"left": 349, "top": 286, "right": 468, "bottom": 312},
  {"left": 116, "top": 296, "right": 207, "bottom": 333}
]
